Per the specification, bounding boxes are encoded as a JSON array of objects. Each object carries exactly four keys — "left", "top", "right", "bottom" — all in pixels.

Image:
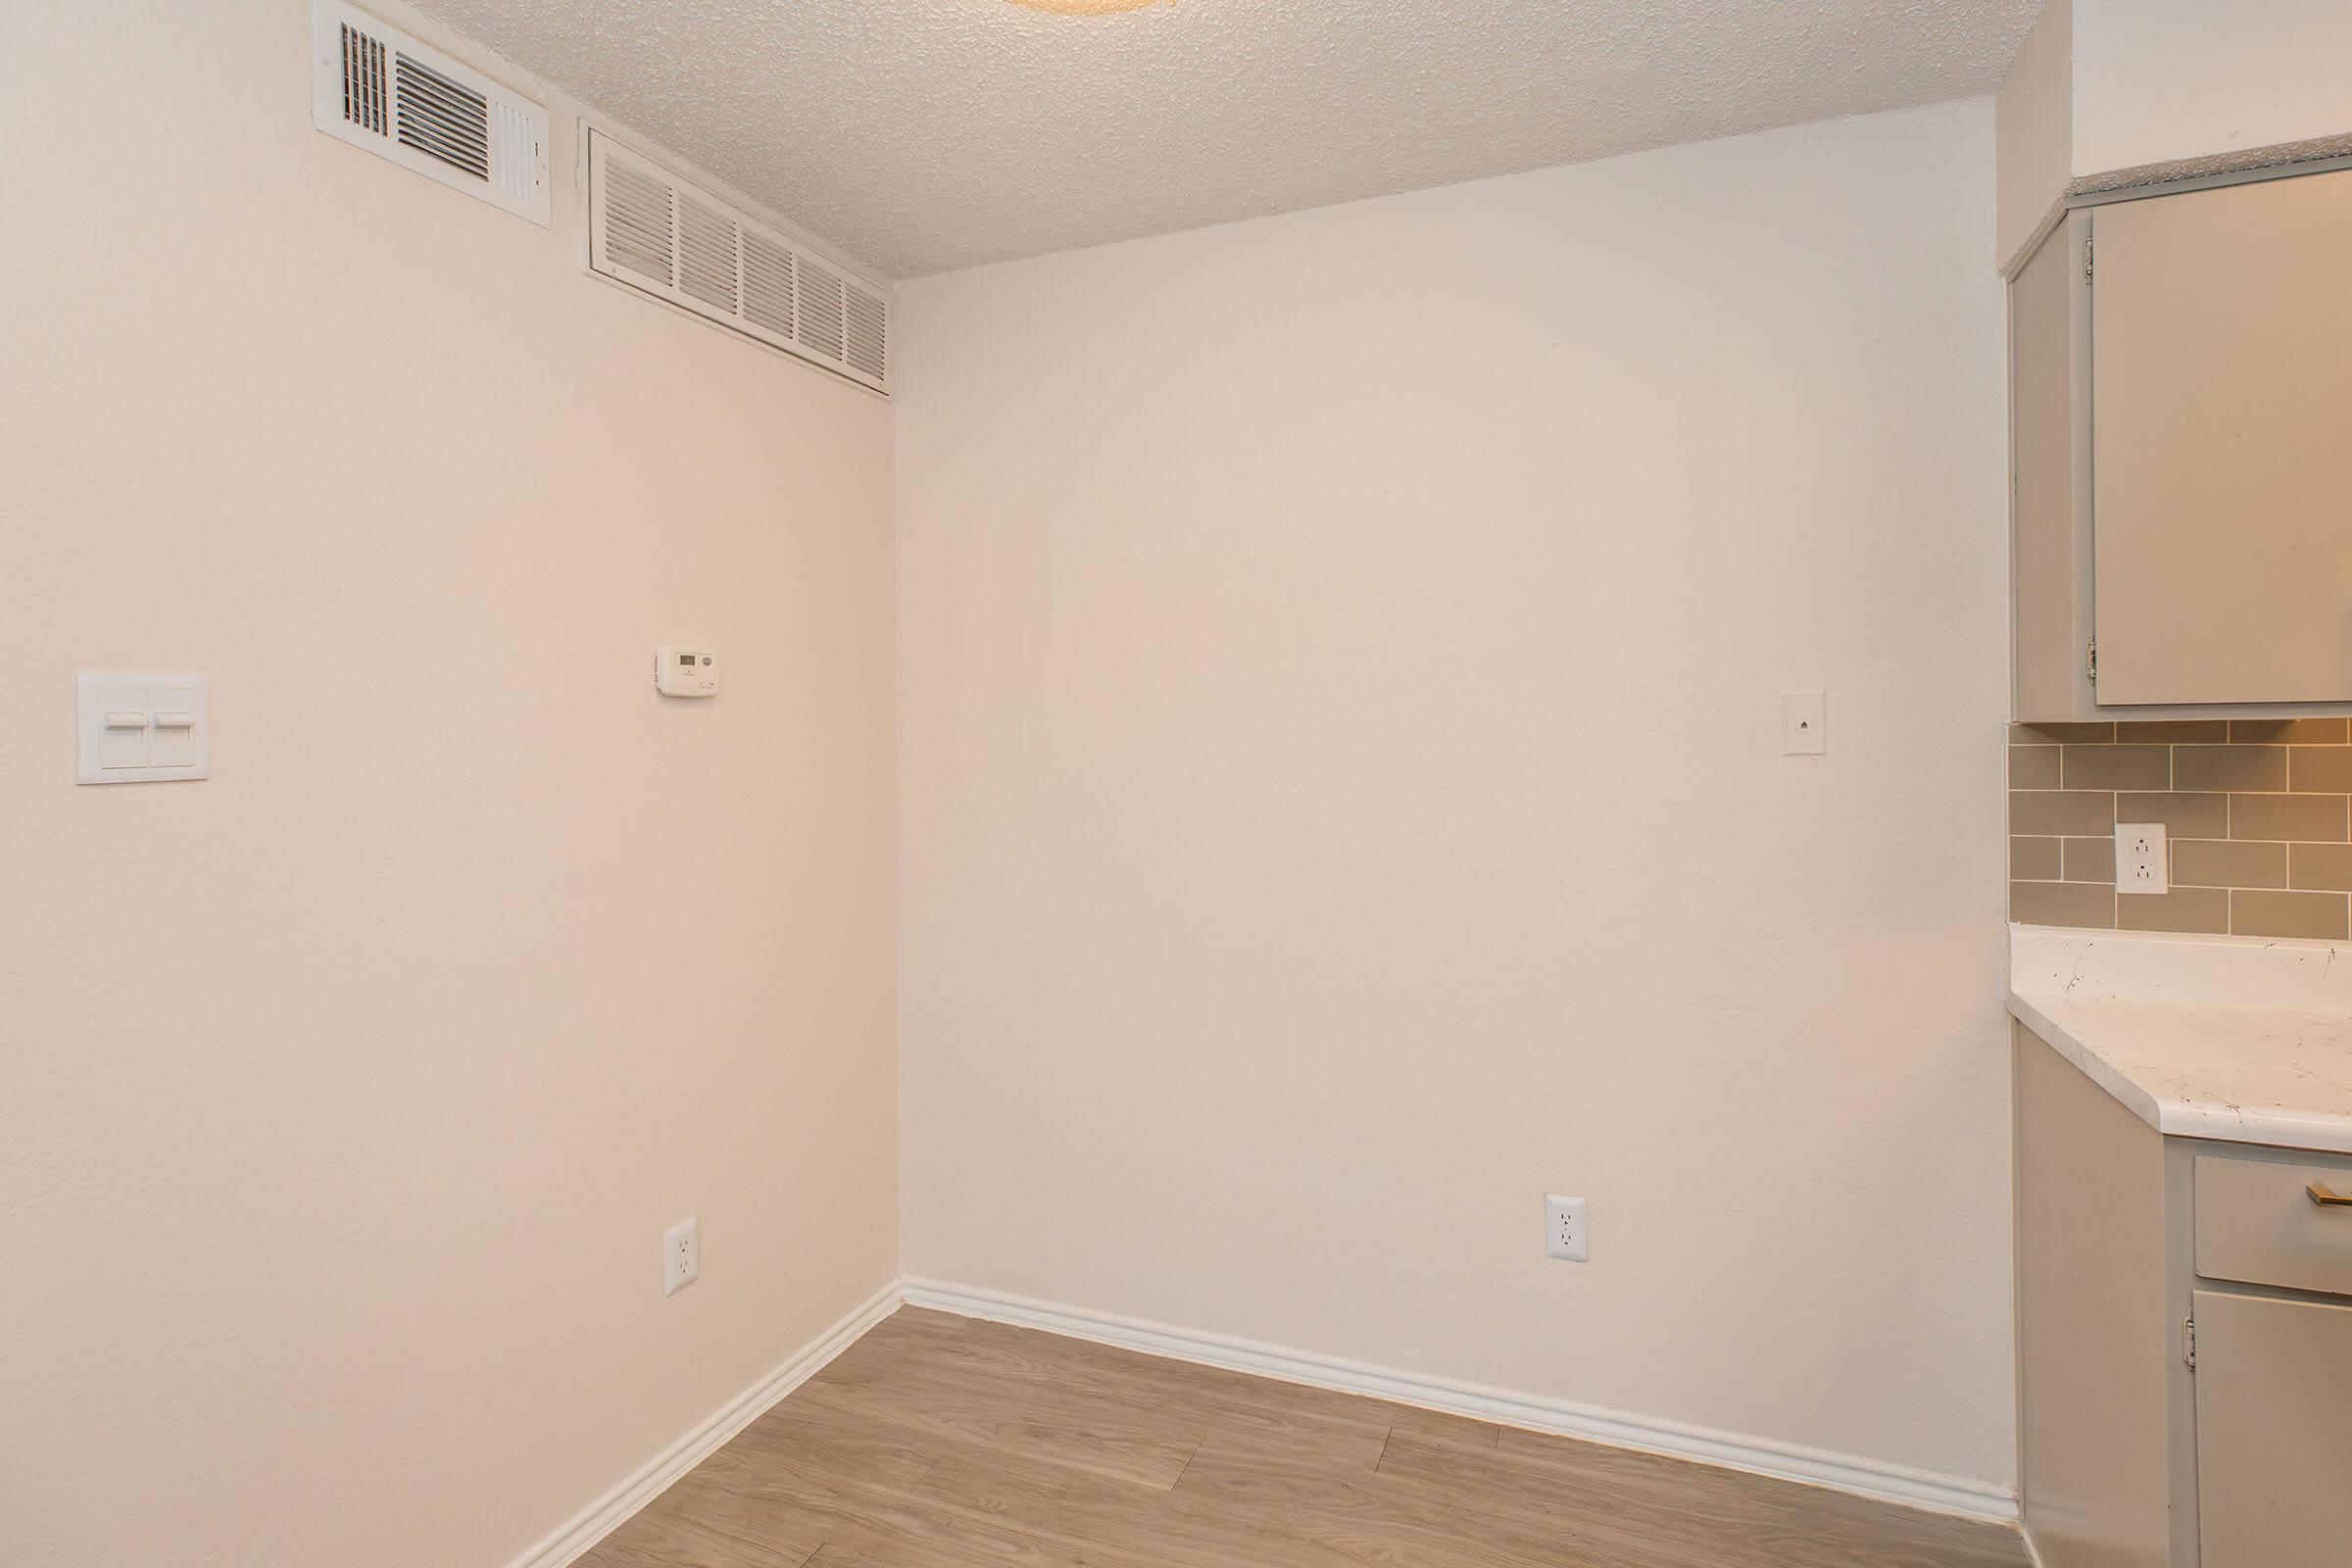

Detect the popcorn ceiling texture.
[{"left": 414, "top": 0, "right": 2038, "bottom": 277}]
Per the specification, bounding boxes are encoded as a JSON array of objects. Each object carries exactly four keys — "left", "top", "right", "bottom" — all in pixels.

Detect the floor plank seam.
[
  {"left": 1374, "top": 1426, "right": 1396, "bottom": 1474},
  {"left": 1167, "top": 1440, "right": 1203, "bottom": 1493}
]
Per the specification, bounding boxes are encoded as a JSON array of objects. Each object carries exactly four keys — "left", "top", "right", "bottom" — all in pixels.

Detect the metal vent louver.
[
  {"left": 311, "top": 1, "right": 549, "bottom": 225},
  {"left": 340, "top": 24, "right": 386, "bottom": 134},
  {"left": 742, "top": 232, "right": 796, "bottom": 339},
  {"left": 796, "top": 261, "right": 847, "bottom": 364},
  {"left": 586, "top": 130, "right": 889, "bottom": 394},
  {"left": 677, "top": 195, "right": 740, "bottom": 314},
  {"left": 394, "top": 53, "right": 489, "bottom": 180},
  {"left": 603, "top": 160, "right": 674, "bottom": 286},
  {"left": 845, "top": 284, "right": 887, "bottom": 381}
]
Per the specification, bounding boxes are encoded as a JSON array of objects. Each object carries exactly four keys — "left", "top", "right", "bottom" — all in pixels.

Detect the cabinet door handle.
[{"left": 2309, "top": 1181, "right": 2352, "bottom": 1208}]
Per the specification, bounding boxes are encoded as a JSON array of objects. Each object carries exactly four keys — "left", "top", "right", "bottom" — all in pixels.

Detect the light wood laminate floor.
[{"left": 579, "top": 1307, "right": 2027, "bottom": 1568}]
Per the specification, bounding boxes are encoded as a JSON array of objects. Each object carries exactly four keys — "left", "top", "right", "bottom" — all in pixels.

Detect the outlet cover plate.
[
  {"left": 1545, "top": 1195, "right": 1589, "bottom": 1261},
  {"left": 2116, "top": 822, "right": 2168, "bottom": 895},
  {"left": 663, "top": 1215, "right": 700, "bottom": 1297}
]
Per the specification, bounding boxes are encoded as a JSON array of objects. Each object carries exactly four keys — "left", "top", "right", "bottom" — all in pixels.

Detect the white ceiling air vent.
[
  {"left": 311, "top": 0, "right": 550, "bottom": 226},
  {"left": 586, "top": 130, "right": 890, "bottom": 394}
]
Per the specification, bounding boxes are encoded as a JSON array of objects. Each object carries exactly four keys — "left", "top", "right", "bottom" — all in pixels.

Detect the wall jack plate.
[{"left": 1780, "top": 691, "right": 1827, "bottom": 755}]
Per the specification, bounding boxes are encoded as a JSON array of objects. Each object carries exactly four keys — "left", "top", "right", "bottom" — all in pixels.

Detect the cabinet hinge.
[
  {"left": 2183, "top": 1313, "right": 2196, "bottom": 1371},
  {"left": 2083, "top": 236, "right": 2094, "bottom": 284},
  {"left": 2087, "top": 638, "right": 2098, "bottom": 684}
]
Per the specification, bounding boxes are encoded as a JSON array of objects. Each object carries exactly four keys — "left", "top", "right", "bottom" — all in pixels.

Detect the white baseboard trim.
[
  {"left": 900, "top": 1277, "right": 2020, "bottom": 1525},
  {"left": 505, "top": 1279, "right": 902, "bottom": 1568}
]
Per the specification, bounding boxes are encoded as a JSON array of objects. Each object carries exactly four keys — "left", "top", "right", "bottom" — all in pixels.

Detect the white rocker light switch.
[{"left": 76, "top": 673, "right": 210, "bottom": 784}]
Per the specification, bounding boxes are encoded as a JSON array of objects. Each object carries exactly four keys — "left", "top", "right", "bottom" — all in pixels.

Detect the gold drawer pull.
[{"left": 2310, "top": 1182, "right": 2352, "bottom": 1208}]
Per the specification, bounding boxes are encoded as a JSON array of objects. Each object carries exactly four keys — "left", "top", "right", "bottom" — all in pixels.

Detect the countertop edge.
[
  {"left": 2006, "top": 989, "right": 2166, "bottom": 1135},
  {"left": 2007, "top": 988, "right": 2352, "bottom": 1154}
]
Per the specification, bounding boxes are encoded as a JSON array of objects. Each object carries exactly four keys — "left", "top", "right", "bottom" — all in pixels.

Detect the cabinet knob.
[{"left": 2308, "top": 1181, "right": 2352, "bottom": 1208}]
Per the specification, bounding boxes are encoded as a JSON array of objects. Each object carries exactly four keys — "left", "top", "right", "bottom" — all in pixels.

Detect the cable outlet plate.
[
  {"left": 1545, "top": 1195, "right": 1589, "bottom": 1261},
  {"left": 1780, "top": 691, "right": 1827, "bottom": 755}
]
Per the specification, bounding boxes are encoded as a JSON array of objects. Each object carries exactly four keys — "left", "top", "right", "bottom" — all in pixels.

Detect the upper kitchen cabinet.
[{"left": 2011, "top": 167, "right": 2352, "bottom": 719}]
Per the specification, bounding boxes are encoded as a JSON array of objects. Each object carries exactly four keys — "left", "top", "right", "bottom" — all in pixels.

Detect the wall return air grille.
[
  {"left": 310, "top": 0, "right": 549, "bottom": 224},
  {"left": 586, "top": 131, "right": 890, "bottom": 394}
]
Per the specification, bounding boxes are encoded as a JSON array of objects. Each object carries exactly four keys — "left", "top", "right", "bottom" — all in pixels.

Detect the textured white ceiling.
[{"left": 417, "top": 0, "right": 2039, "bottom": 279}]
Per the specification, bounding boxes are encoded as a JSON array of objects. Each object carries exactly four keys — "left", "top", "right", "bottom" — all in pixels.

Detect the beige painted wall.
[
  {"left": 1996, "top": 0, "right": 2352, "bottom": 271},
  {"left": 897, "top": 101, "right": 2016, "bottom": 1489},
  {"left": 1995, "top": 0, "right": 2072, "bottom": 269},
  {"left": 2072, "top": 0, "right": 2352, "bottom": 175},
  {"left": 0, "top": 4, "right": 896, "bottom": 1566}
]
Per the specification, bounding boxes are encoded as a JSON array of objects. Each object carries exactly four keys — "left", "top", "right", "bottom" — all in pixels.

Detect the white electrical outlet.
[
  {"left": 1544, "top": 1195, "right": 1589, "bottom": 1261},
  {"left": 662, "top": 1216, "right": 700, "bottom": 1297},
  {"left": 2115, "top": 822, "right": 2168, "bottom": 895}
]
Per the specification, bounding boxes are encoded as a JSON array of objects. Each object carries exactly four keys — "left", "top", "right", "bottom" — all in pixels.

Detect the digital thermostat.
[{"left": 656, "top": 646, "right": 719, "bottom": 697}]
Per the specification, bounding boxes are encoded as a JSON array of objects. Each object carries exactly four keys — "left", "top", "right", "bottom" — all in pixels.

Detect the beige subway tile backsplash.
[
  {"left": 2009, "top": 747, "right": 2059, "bottom": 789},
  {"left": 2012, "top": 722, "right": 2114, "bottom": 745},
  {"left": 2288, "top": 842, "right": 2352, "bottom": 892},
  {"left": 2172, "top": 745, "right": 2285, "bottom": 792},
  {"left": 2232, "top": 717, "right": 2350, "bottom": 744},
  {"left": 2230, "top": 792, "right": 2348, "bottom": 843},
  {"left": 2118, "top": 886, "right": 2229, "bottom": 934},
  {"left": 2062, "top": 745, "right": 2169, "bottom": 790},
  {"left": 2288, "top": 747, "right": 2352, "bottom": 793},
  {"left": 2062, "top": 837, "right": 2115, "bottom": 883},
  {"left": 2117, "top": 720, "right": 2229, "bottom": 743},
  {"left": 2230, "top": 889, "right": 2350, "bottom": 941},
  {"left": 2012, "top": 879, "right": 2115, "bottom": 929},
  {"left": 2011, "top": 790, "right": 2117, "bottom": 837},
  {"left": 2173, "top": 838, "right": 2284, "bottom": 889},
  {"left": 2011, "top": 724, "right": 2352, "bottom": 937},
  {"left": 2011, "top": 837, "right": 2061, "bottom": 880},
  {"left": 2115, "top": 791, "right": 2228, "bottom": 838}
]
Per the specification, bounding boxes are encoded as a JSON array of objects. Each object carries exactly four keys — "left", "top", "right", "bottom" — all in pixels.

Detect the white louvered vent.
[
  {"left": 586, "top": 130, "right": 890, "bottom": 394},
  {"left": 312, "top": 0, "right": 549, "bottom": 225},
  {"left": 845, "top": 285, "right": 888, "bottom": 382},
  {"left": 742, "top": 232, "right": 796, "bottom": 339},
  {"left": 797, "top": 260, "right": 847, "bottom": 364},
  {"left": 603, "top": 159, "right": 674, "bottom": 284},
  {"left": 676, "top": 195, "right": 739, "bottom": 315}
]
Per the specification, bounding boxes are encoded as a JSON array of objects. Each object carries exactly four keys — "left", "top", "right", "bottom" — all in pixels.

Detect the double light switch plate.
[{"left": 76, "top": 673, "right": 210, "bottom": 783}]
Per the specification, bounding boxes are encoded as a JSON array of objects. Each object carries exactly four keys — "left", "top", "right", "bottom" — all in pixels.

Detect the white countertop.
[{"left": 2010, "top": 927, "right": 2352, "bottom": 1153}]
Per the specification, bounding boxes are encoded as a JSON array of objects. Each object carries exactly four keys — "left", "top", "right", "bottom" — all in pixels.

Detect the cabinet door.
[
  {"left": 2090, "top": 170, "right": 2352, "bottom": 704},
  {"left": 2193, "top": 1289, "right": 2352, "bottom": 1567}
]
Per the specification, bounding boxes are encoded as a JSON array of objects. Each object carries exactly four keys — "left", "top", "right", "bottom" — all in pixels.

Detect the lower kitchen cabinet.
[
  {"left": 2014, "top": 1023, "right": 2352, "bottom": 1567},
  {"left": 2191, "top": 1291, "right": 2352, "bottom": 1565}
]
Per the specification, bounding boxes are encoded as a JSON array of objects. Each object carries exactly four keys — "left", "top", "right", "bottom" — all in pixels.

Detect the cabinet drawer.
[{"left": 2195, "top": 1153, "right": 2352, "bottom": 1296}]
